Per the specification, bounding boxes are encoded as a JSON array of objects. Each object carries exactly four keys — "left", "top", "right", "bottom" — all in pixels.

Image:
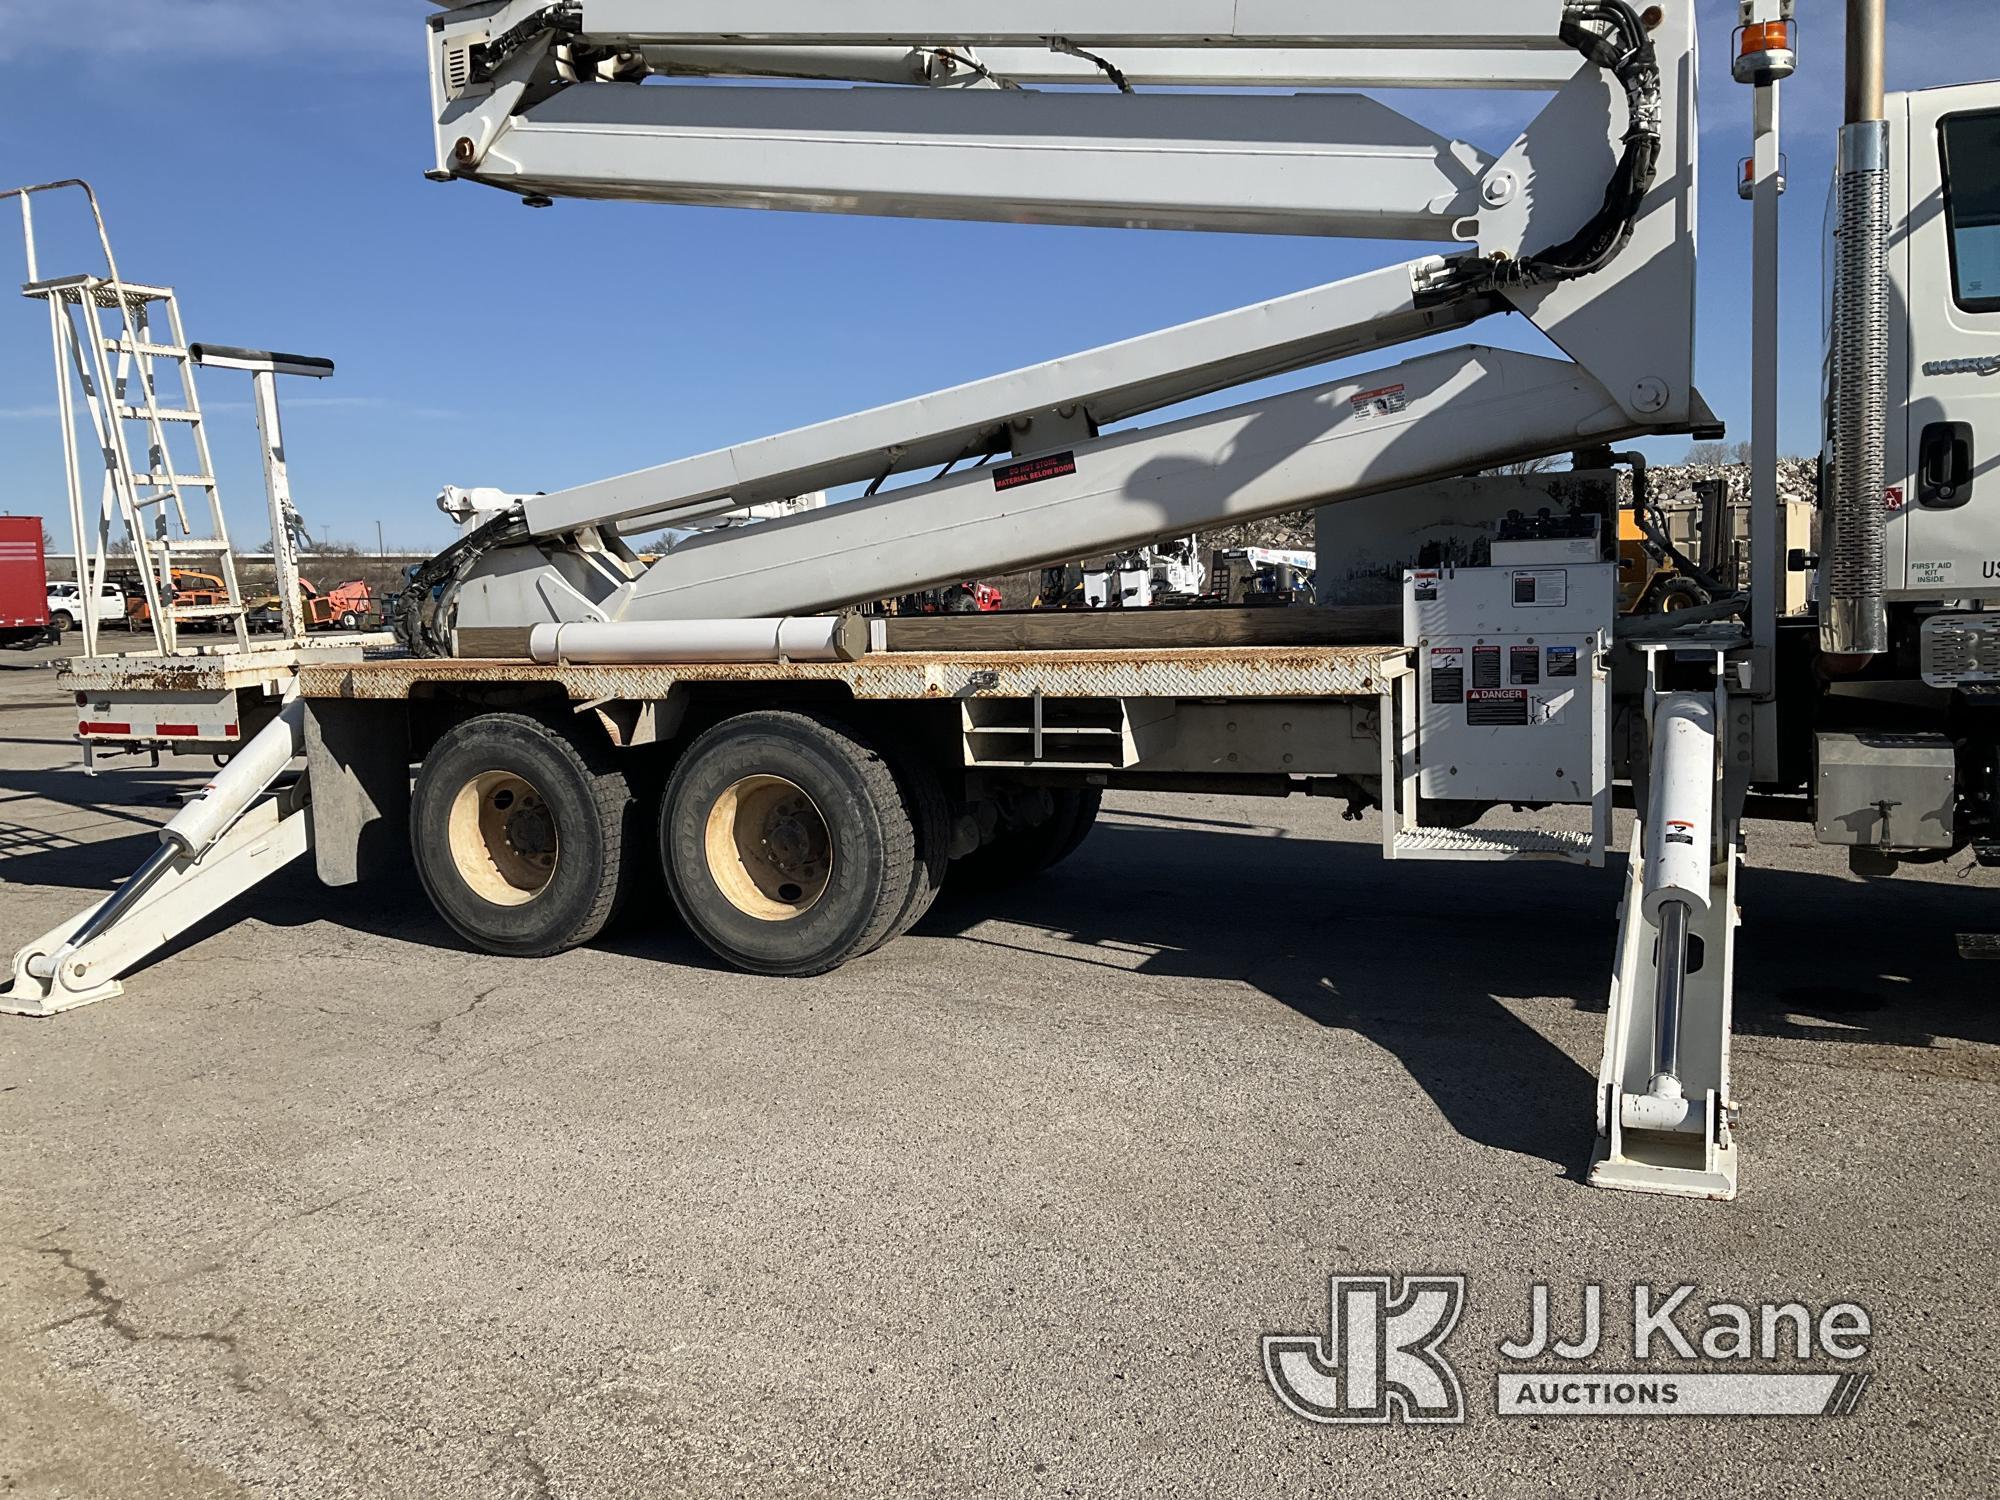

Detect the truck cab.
[
  {"left": 1881, "top": 83, "right": 2000, "bottom": 603},
  {"left": 1807, "top": 82, "right": 2000, "bottom": 873}
]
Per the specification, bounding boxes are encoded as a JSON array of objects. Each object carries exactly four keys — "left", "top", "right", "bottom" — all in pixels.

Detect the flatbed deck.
[
  {"left": 58, "top": 636, "right": 390, "bottom": 694},
  {"left": 295, "top": 643, "right": 1410, "bottom": 704}
]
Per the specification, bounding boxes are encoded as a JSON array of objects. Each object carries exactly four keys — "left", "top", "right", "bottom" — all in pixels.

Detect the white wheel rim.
[
  {"left": 704, "top": 775, "right": 833, "bottom": 921},
  {"left": 447, "top": 771, "right": 559, "bottom": 906}
]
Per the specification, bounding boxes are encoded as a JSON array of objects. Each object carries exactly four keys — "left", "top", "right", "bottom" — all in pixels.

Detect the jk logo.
[{"left": 1263, "top": 1275, "right": 1467, "bottom": 1425}]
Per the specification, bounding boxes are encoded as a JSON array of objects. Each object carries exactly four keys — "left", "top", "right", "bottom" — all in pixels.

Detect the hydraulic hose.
[
  {"left": 1418, "top": 0, "right": 1662, "bottom": 304},
  {"left": 397, "top": 508, "right": 531, "bottom": 658}
]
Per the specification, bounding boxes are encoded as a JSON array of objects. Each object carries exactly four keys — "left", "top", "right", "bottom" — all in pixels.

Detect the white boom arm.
[{"left": 411, "top": 0, "right": 1701, "bottom": 652}]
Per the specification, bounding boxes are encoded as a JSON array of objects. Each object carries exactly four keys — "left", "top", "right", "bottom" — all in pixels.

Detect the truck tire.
[
  {"left": 878, "top": 748, "right": 951, "bottom": 946},
  {"left": 50, "top": 611, "right": 75, "bottom": 634},
  {"left": 660, "top": 711, "right": 922, "bottom": 976},
  {"left": 954, "top": 787, "right": 1103, "bottom": 889},
  {"left": 339, "top": 611, "right": 360, "bottom": 631},
  {"left": 411, "top": 712, "right": 638, "bottom": 958}
]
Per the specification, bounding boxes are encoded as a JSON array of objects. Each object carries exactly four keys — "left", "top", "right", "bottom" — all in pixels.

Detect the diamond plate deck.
[
  {"left": 58, "top": 637, "right": 391, "bottom": 695},
  {"left": 297, "top": 645, "right": 1409, "bottom": 704}
]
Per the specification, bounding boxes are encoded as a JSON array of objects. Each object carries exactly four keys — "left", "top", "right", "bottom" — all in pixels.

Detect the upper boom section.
[
  {"left": 413, "top": 0, "right": 1701, "bottom": 559},
  {"left": 567, "top": 0, "right": 1570, "bottom": 49},
  {"left": 642, "top": 46, "right": 1584, "bottom": 91},
  {"left": 428, "top": 0, "right": 1625, "bottom": 239}
]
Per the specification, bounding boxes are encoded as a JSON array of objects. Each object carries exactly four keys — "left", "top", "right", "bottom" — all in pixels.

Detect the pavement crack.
[
  {"left": 30, "top": 1238, "right": 343, "bottom": 1443},
  {"left": 32, "top": 1242, "right": 246, "bottom": 1379},
  {"left": 483, "top": 1428, "right": 558, "bottom": 1500},
  {"left": 416, "top": 981, "right": 507, "bottom": 1059},
  {"left": 477, "top": 1365, "right": 641, "bottom": 1500},
  {"left": 24, "top": 1190, "right": 367, "bottom": 1336}
]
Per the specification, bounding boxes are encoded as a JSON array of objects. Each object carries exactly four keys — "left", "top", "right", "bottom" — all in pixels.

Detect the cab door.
[{"left": 1900, "top": 85, "right": 2000, "bottom": 599}]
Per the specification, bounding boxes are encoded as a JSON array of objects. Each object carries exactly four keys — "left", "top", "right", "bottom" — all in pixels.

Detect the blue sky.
[{"left": 1, "top": 1, "right": 1995, "bottom": 553}]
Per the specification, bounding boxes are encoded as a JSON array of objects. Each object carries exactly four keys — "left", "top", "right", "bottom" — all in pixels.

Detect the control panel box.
[{"left": 1403, "top": 559, "right": 1616, "bottom": 804}]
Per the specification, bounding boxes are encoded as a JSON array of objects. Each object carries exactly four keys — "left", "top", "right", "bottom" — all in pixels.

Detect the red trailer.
[{"left": 0, "top": 518, "right": 53, "bottom": 649}]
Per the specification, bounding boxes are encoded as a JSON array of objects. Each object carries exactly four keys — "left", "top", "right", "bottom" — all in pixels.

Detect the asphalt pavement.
[{"left": 0, "top": 642, "right": 1995, "bottom": 1498}]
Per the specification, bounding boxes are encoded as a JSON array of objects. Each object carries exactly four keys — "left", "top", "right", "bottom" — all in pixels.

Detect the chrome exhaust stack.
[{"left": 1823, "top": 0, "right": 1891, "bottom": 656}]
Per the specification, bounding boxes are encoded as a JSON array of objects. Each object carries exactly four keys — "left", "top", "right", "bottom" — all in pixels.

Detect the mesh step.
[
  {"left": 1393, "top": 826, "right": 1598, "bottom": 862},
  {"left": 103, "top": 338, "right": 189, "bottom": 358},
  {"left": 1921, "top": 615, "right": 2000, "bottom": 687},
  {"left": 22, "top": 275, "right": 174, "bottom": 307},
  {"left": 117, "top": 405, "right": 200, "bottom": 422},
  {"left": 169, "top": 603, "right": 247, "bottom": 620}
]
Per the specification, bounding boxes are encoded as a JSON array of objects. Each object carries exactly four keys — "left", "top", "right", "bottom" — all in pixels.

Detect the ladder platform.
[
  {"left": 117, "top": 405, "right": 200, "bottom": 422},
  {"left": 1391, "top": 826, "right": 1599, "bottom": 863},
  {"left": 169, "top": 604, "right": 248, "bottom": 620},
  {"left": 22, "top": 274, "right": 175, "bottom": 307}
]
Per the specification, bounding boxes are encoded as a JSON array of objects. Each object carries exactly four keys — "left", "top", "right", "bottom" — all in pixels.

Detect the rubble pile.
[
  {"left": 1202, "top": 510, "right": 1317, "bottom": 553},
  {"left": 1635, "top": 458, "right": 1819, "bottom": 512},
  {"left": 1204, "top": 460, "right": 1819, "bottom": 555}
]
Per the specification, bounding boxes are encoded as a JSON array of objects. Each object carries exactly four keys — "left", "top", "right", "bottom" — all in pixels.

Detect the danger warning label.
[
  {"left": 1351, "top": 384, "right": 1409, "bottom": 420},
  {"left": 1430, "top": 646, "right": 1466, "bottom": 705},
  {"left": 993, "top": 451, "right": 1078, "bottom": 492},
  {"left": 1467, "top": 688, "right": 1530, "bottom": 727}
]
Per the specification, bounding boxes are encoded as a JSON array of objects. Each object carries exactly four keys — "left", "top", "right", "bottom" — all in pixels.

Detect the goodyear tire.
[
  {"left": 660, "top": 711, "right": 923, "bottom": 976},
  {"left": 411, "top": 712, "right": 638, "bottom": 957},
  {"left": 953, "top": 787, "right": 1103, "bottom": 889}
]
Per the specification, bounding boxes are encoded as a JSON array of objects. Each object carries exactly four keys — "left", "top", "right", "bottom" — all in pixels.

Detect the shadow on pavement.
[
  {"left": 8, "top": 801, "right": 1994, "bottom": 1170},
  {"left": 921, "top": 819, "right": 1611, "bottom": 1171}
]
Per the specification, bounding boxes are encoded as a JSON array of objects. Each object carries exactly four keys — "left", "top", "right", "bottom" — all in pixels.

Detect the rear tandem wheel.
[
  {"left": 410, "top": 712, "right": 640, "bottom": 957},
  {"left": 659, "top": 710, "right": 946, "bottom": 977}
]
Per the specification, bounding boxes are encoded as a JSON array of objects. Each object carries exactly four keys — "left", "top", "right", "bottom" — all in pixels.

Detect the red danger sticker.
[
  {"left": 993, "top": 451, "right": 1078, "bottom": 492},
  {"left": 1351, "top": 384, "right": 1409, "bottom": 420}
]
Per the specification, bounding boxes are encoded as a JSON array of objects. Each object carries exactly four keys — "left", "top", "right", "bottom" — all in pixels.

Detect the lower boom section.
[{"left": 448, "top": 346, "right": 1642, "bottom": 643}]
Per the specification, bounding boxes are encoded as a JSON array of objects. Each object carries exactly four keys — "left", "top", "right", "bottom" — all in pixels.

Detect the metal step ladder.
[{"left": 10, "top": 180, "right": 249, "bottom": 657}]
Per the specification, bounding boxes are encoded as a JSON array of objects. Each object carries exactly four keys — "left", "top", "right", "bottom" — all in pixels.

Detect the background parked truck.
[{"left": 0, "top": 518, "right": 52, "bottom": 649}]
